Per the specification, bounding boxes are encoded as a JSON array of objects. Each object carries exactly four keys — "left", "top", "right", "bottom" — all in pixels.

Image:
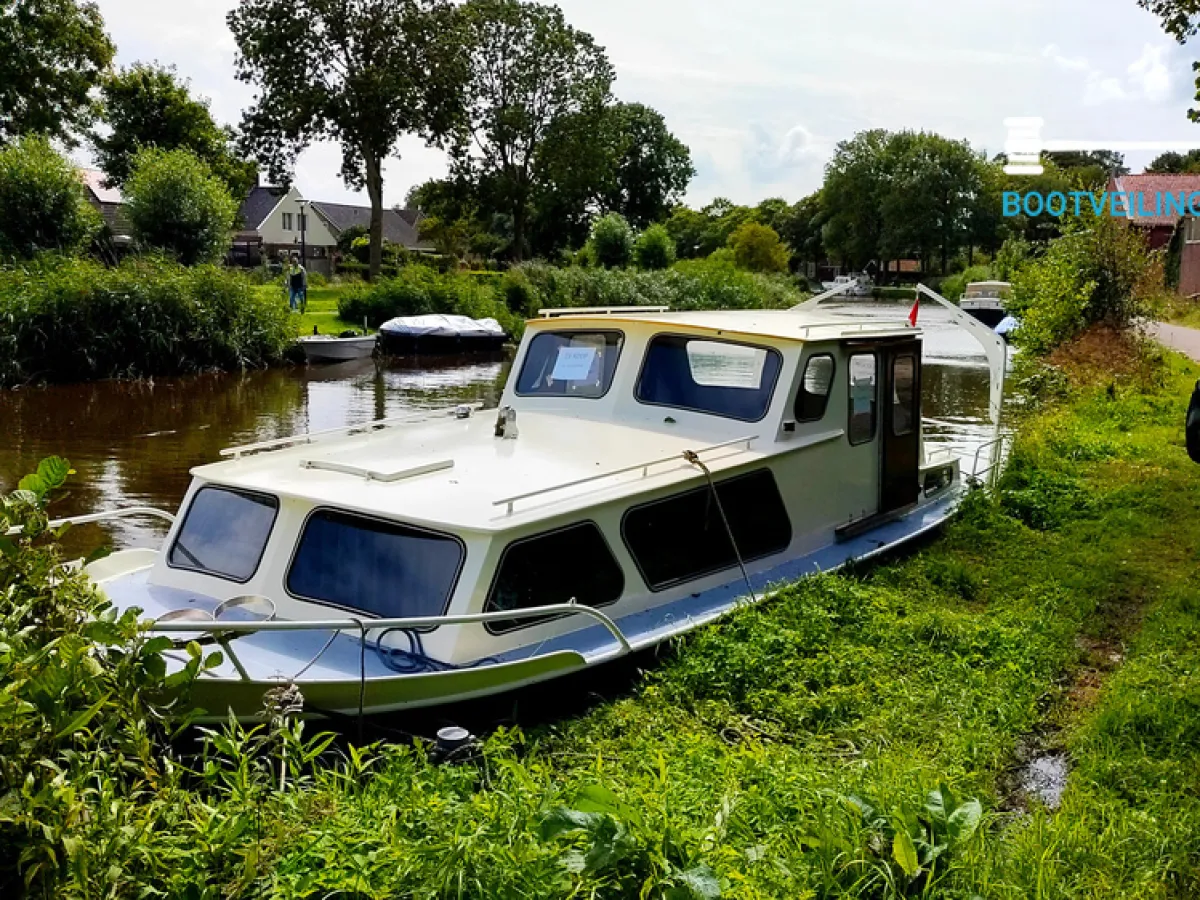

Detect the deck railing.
[{"left": 5, "top": 506, "right": 176, "bottom": 537}]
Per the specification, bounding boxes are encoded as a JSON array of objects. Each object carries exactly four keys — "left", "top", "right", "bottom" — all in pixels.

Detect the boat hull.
[
  {"left": 298, "top": 336, "right": 378, "bottom": 363},
  {"left": 378, "top": 333, "right": 509, "bottom": 356}
]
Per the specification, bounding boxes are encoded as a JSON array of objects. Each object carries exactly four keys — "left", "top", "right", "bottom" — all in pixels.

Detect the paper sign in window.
[{"left": 551, "top": 346, "right": 598, "bottom": 381}]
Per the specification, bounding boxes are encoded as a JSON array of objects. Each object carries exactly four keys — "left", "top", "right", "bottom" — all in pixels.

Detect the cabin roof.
[
  {"left": 192, "top": 412, "right": 778, "bottom": 534},
  {"left": 526, "top": 309, "right": 918, "bottom": 344}
]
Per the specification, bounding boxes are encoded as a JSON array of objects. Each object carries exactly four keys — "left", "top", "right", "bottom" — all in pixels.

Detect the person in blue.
[{"left": 285, "top": 253, "right": 307, "bottom": 312}]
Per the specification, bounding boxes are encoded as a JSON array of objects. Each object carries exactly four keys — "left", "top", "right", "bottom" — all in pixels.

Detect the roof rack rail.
[
  {"left": 220, "top": 403, "right": 484, "bottom": 460},
  {"left": 538, "top": 305, "right": 670, "bottom": 318}
]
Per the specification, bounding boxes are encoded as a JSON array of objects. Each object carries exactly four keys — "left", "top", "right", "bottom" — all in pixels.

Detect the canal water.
[{"left": 0, "top": 302, "right": 998, "bottom": 557}]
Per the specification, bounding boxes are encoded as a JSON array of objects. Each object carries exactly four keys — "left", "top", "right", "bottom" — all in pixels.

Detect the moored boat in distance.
[
  {"left": 297, "top": 332, "right": 378, "bottom": 364},
  {"left": 959, "top": 281, "right": 1011, "bottom": 329},
  {"left": 820, "top": 274, "right": 873, "bottom": 297},
  {"left": 379, "top": 314, "right": 507, "bottom": 355},
  {"left": 81, "top": 301, "right": 1004, "bottom": 721}
]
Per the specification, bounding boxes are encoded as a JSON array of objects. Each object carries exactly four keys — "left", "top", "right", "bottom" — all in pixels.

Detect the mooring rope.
[{"left": 682, "top": 449, "right": 759, "bottom": 605}]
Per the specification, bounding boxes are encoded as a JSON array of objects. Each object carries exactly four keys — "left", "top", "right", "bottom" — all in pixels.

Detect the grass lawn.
[
  {"left": 22, "top": 331, "right": 1200, "bottom": 898},
  {"left": 254, "top": 282, "right": 365, "bottom": 336},
  {"left": 1162, "top": 295, "right": 1200, "bottom": 330}
]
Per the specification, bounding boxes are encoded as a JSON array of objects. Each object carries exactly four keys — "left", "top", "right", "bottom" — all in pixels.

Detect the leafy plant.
[
  {"left": 634, "top": 223, "right": 677, "bottom": 270},
  {"left": 0, "top": 136, "right": 102, "bottom": 259},
  {"left": 590, "top": 212, "right": 635, "bottom": 268}
]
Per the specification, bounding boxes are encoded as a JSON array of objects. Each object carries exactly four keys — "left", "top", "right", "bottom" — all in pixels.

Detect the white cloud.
[
  {"left": 1043, "top": 43, "right": 1090, "bottom": 72},
  {"left": 1128, "top": 43, "right": 1172, "bottom": 103}
]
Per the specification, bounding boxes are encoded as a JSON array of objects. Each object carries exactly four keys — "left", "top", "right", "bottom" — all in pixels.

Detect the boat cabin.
[{"left": 93, "top": 308, "right": 961, "bottom": 716}]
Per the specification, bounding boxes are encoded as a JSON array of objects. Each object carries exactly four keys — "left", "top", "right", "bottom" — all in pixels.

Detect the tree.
[
  {"left": 728, "top": 221, "right": 789, "bottom": 273},
  {"left": 0, "top": 135, "right": 100, "bottom": 257},
  {"left": 228, "top": 0, "right": 466, "bottom": 279},
  {"left": 1044, "top": 149, "right": 1127, "bottom": 188},
  {"left": 600, "top": 103, "right": 694, "bottom": 229},
  {"left": 633, "top": 223, "right": 675, "bottom": 270},
  {"left": 124, "top": 148, "right": 238, "bottom": 265},
  {"left": 589, "top": 212, "right": 633, "bottom": 268},
  {"left": 93, "top": 64, "right": 257, "bottom": 200},
  {"left": 455, "top": 0, "right": 613, "bottom": 261},
  {"left": 822, "top": 130, "right": 891, "bottom": 269},
  {"left": 0, "top": 0, "right": 114, "bottom": 146},
  {"left": 1147, "top": 149, "right": 1200, "bottom": 173},
  {"left": 773, "top": 192, "right": 827, "bottom": 269}
]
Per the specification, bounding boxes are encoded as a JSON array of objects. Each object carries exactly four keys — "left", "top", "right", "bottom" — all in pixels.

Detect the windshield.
[
  {"left": 636, "top": 334, "right": 783, "bottom": 422},
  {"left": 168, "top": 486, "right": 278, "bottom": 583},
  {"left": 515, "top": 330, "right": 624, "bottom": 398}
]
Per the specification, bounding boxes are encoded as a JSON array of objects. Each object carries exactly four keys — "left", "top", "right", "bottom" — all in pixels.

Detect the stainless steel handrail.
[
  {"left": 970, "top": 435, "right": 1009, "bottom": 487},
  {"left": 5, "top": 506, "right": 176, "bottom": 537},
  {"left": 148, "top": 600, "right": 634, "bottom": 656},
  {"left": 492, "top": 435, "right": 759, "bottom": 515},
  {"left": 220, "top": 402, "right": 485, "bottom": 459},
  {"left": 538, "top": 305, "right": 670, "bottom": 318}
]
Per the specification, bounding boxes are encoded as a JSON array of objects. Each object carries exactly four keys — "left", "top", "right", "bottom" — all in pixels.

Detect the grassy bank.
[
  {"left": 5, "top": 336, "right": 1200, "bottom": 897},
  {"left": 253, "top": 282, "right": 364, "bottom": 336},
  {"left": 0, "top": 256, "right": 295, "bottom": 386}
]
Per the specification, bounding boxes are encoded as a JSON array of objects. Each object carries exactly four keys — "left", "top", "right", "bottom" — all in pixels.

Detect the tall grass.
[{"left": 0, "top": 255, "right": 295, "bottom": 386}]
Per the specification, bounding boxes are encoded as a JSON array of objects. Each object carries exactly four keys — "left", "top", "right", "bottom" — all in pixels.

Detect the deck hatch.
[{"left": 621, "top": 469, "right": 792, "bottom": 591}]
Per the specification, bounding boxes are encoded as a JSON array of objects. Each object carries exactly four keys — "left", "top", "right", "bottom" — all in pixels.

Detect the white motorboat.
[
  {"left": 959, "top": 281, "right": 1011, "bottom": 329},
  {"left": 820, "top": 274, "right": 873, "bottom": 297},
  {"left": 297, "top": 333, "right": 378, "bottom": 364},
  {"left": 379, "top": 314, "right": 507, "bottom": 355},
  {"left": 77, "top": 294, "right": 1006, "bottom": 721}
]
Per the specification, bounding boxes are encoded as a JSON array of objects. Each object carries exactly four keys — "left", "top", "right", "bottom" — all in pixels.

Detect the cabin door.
[{"left": 879, "top": 341, "right": 922, "bottom": 513}]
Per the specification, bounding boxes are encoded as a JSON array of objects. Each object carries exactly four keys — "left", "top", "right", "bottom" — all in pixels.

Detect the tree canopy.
[
  {"left": 455, "top": 0, "right": 614, "bottom": 261},
  {"left": 228, "top": 0, "right": 466, "bottom": 278},
  {"left": 0, "top": 135, "right": 101, "bottom": 257},
  {"left": 0, "top": 0, "right": 114, "bottom": 146},
  {"left": 93, "top": 64, "right": 257, "bottom": 201},
  {"left": 1147, "top": 149, "right": 1200, "bottom": 173}
]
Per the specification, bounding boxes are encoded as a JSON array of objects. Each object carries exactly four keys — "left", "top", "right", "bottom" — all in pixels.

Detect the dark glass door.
[{"left": 880, "top": 342, "right": 922, "bottom": 512}]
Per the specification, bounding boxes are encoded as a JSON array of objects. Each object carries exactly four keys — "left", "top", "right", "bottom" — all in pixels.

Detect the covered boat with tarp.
[{"left": 379, "top": 314, "right": 507, "bottom": 355}]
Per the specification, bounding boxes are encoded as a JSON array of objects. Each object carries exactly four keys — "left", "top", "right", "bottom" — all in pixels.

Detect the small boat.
[
  {"left": 960, "top": 281, "right": 1011, "bottom": 329},
  {"left": 297, "top": 332, "right": 378, "bottom": 364},
  {"left": 379, "top": 314, "right": 507, "bottom": 355},
  {"left": 820, "top": 274, "right": 873, "bottom": 297},
  {"left": 77, "top": 296, "right": 1006, "bottom": 721}
]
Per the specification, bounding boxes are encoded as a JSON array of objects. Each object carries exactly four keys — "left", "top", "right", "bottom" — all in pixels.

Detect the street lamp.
[{"left": 295, "top": 198, "right": 309, "bottom": 268}]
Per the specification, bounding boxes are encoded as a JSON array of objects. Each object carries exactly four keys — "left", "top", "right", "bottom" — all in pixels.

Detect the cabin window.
[
  {"left": 848, "top": 353, "right": 877, "bottom": 445},
  {"left": 892, "top": 354, "right": 917, "bottom": 436},
  {"left": 168, "top": 486, "right": 278, "bottom": 583},
  {"left": 636, "top": 335, "right": 782, "bottom": 422},
  {"left": 622, "top": 469, "right": 792, "bottom": 591},
  {"left": 287, "top": 510, "right": 464, "bottom": 620},
  {"left": 515, "top": 330, "right": 624, "bottom": 398},
  {"left": 483, "top": 522, "right": 624, "bottom": 633},
  {"left": 795, "top": 354, "right": 836, "bottom": 422}
]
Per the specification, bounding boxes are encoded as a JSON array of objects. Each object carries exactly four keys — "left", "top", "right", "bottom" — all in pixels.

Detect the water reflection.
[{"left": 0, "top": 308, "right": 999, "bottom": 556}]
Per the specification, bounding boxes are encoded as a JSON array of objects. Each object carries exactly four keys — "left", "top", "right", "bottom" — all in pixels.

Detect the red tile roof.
[{"left": 1109, "top": 174, "right": 1200, "bottom": 226}]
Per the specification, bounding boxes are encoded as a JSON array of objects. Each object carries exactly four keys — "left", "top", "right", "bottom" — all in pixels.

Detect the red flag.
[{"left": 908, "top": 298, "right": 919, "bottom": 328}]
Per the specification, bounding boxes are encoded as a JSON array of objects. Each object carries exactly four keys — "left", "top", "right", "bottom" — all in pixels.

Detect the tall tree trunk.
[{"left": 365, "top": 152, "right": 384, "bottom": 281}]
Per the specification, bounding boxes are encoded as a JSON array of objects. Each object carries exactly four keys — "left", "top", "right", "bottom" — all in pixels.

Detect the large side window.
[
  {"left": 795, "top": 354, "right": 836, "bottom": 422},
  {"left": 636, "top": 335, "right": 783, "bottom": 422},
  {"left": 848, "top": 353, "right": 878, "bottom": 445},
  {"left": 622, "top": 470, "right": 791, "bottom": 591},
  {"left": 515, "top": 330, "right": 624, "bottom": 399},
  {"left": 168, "top": 486, "right": 278, "bottom": 583},
  {"left": 484, "top": 523, "right": 624, "bottom": 633},
  {"left": 287, "top": 511, "right": 464, "bottom": 619},
  {"left": 892, "top": 354, "right": 917, "bottom": 436}
]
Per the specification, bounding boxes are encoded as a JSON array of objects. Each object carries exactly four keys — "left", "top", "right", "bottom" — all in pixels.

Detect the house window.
[
  {"left": 636, "top": 335, "right": 783, "bottom": 422},
  {"left": 892, "top": 355, "right": 917, "bottom": 436},
  {"left": 795, "top": 354, "right": 836, "bottom": 422},
  {"left": 622, "top": 469, "right": 792, "bottom": 591},
  {"left": 483, "top": 523, "right": 625, "bottom": 633},
  {"left": 1186, "top": 217, "right": 1200, "bottom": 244},
  {"left": 168, "top": 486, "right": 278, "bottom": 583},
  {"left": 848, "top": 353, "right": 877, "bottom": 445},
  {"left": 515, "top": 331, "right": 624, "bottom": 398},
  {"left": 287, "top": 510, "right": 464, "bottom": 620},
  {"left": 282, "top": 212, "right": 293, "bottom": 231}
]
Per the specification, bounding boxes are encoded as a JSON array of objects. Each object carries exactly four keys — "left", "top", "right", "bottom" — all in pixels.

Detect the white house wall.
[{"left": 257, "top": 186, "right": 339, "bottom": 249}]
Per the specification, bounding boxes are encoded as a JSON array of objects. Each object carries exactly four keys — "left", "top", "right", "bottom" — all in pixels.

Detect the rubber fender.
[{"left": 1188, "top": 380, "right": 1200, "bottom": 464}]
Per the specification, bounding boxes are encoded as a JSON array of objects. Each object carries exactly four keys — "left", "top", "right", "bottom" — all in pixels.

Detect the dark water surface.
[{"left": 0, "top": 303, "right": 998, "bottom": 557}]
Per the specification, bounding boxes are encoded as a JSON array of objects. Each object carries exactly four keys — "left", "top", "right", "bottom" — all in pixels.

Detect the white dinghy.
[
  {"left": 78, "top": 290, "right": 1006, "bottom": 721},
  {"left": 297, "top": 333, "right": 378, "bottom": 364}
]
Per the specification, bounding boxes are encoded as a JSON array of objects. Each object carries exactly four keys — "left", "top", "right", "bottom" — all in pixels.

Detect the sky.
[{"left": 83, "top": 0, "right": 1200, "bottom": 210}]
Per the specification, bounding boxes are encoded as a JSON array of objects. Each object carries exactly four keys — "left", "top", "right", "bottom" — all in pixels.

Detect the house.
[
  {"left": 1108, "top": 173, "right": 1200, "bottom": 296},
  {"left": 78, "top": 169, "right": 133, "bottom": 247},
  {"left": 233, "top": 182, "right": 433, "bottom": 275}
]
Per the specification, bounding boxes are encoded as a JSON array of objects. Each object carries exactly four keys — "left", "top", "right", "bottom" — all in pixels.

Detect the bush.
[
  {"left": 124, "top": 147, "right": 237, "bottom": 265},
  {"left": 728, "top": 221, "right": 789, "bottom": 273},
  {"left": 589, "top": 213, "right": 634, "bottom": 268},
  {"left": 0, "top": 136, "right": 101, "bottom": 259},
  {"left": 1009, "top": 215, "right": 1161, "bottom": 354},
  {"left": 338, "top": 265, "right": 522, "bottom": 336},
  {"left": 0, "top": 255, "right": 295, "bottom": 385},
  {"left": 633, "top": 224, "right": 676, "bottom": 270}
]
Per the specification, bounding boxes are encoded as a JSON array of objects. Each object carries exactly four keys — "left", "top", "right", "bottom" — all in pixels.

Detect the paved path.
[{"left": 1148, "top": 321, "right": 1200, "bottom": 363}]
